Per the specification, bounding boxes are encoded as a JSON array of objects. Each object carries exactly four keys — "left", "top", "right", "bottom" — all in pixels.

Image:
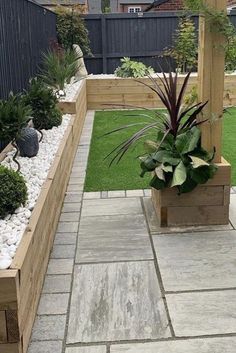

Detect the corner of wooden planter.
[{"left": 152, "top": 157, "right": 231, "bottom": 227}]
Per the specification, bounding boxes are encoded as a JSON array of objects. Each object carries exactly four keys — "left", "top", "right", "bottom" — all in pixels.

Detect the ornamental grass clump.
[
  {"left": 0, "top": 165, "right": 27, "bottom": 219},
  {"left": 40, "top": 47, "right": 79, "bottom": 91},
  {"left": 105, "top": 71, "right": 217, "bottom": 194}
]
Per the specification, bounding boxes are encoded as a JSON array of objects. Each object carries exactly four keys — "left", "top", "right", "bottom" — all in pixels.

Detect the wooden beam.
[{"left": 198, "top": 0, "right": 226, "bottom": 162}]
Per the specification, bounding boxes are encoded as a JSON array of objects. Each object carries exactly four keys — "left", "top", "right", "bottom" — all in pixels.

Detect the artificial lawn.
[{"left": 84, "top": 108, "right": 236, "bottom": 191}]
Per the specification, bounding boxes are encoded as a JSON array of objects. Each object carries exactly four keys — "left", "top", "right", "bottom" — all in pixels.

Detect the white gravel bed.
[
  {"left": 0, "top": 115, "right": 71, "bottom": 270},
  {"left": 59, "top": 79, "right": 84, "bottom": 102}
]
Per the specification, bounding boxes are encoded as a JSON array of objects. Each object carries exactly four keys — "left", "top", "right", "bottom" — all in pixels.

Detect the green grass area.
[{"left": 84, "top": 108, "right": 236, "bottom": 191}]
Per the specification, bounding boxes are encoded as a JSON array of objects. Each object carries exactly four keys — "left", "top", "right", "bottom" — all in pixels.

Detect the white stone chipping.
[
  {"left": 0, "top": 115, "right": 71, "bottom": 270},
  {"left": 59, "top": 79, "right": 84, "bottom": 102}
]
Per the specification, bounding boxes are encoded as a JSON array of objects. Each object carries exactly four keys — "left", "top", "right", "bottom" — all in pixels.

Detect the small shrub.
[
  {"left": 0, "top": 93, "right": 31, "bottom": 143},
  {"left": 0, "top": 165, "right": 27, "bottom": 219},
  {"left": 114, "top": 57, "right": 154, "bottom": 78},
  {"left": 56, "top": 6, "right": 91, "bottom": 55},
  {"left": 40, "top": 48, "right": 79, "bottom": 91},
  {"left": 25, "top": 78, "right": 62, "bottom": 130},
  {"left": 163, "top": 17, "right": 197, "bottom": 73}
]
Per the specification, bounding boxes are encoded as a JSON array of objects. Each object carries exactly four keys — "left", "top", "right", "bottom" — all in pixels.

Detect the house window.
[{"left": 128, "top": 7, "right": 142, "bottom": 13}]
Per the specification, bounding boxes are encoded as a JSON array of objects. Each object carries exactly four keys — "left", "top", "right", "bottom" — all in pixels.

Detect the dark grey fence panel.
[
  {"left": 84, "top": 13, "right": 236, "bottom": 74},
  {"left": 0, "top": 0, "right": 57, "bottom": 99},
  {"left": 84, "top": 12, "right": 196, "bottom": 74}
]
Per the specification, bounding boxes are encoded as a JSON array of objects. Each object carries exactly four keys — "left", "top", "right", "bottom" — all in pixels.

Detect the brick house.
[{"left": 147, "top": 0, "right": 236, "bottom": 12}]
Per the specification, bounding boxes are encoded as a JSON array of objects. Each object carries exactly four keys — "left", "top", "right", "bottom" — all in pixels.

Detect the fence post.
[{"left": 101, "top": 15, "right": 108, "bottom": 74}]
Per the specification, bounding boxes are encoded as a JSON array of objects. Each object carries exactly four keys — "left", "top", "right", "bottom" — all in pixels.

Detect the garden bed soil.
[{"left": 0, "top": 81, "right": 87, "bottom": 353}]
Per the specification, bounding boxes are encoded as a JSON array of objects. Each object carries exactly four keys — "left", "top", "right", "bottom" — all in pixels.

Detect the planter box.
[
  {"left": 0, "top": 82, "right": 87, "bottom": 353},
  {"left": 86, "top": 74, "right": 236, "bottom": 110},
  {"left": 152, "top": 158, "right": 231, "bottom": 227},
  {"left": 58, "top": 80, "right": 86, "bottom": 114}
]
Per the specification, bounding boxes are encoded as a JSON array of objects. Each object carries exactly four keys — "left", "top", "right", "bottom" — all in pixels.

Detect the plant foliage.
[
  {"left": 114, "top": 57, "right": 154, "bottom": 78},
  {"left": 163, "top": 17, "right": 197, "bottom": 73},
  {"left": 0, "top": 165, "right": 27, "bottom": 219},
  {"left": 25, "top": 78, "right": 62, "bottom": 130},
  {"left": 105, "top": 71, "right": 217, "bottom": 194},
  {"left": 40, "top": 48, "right": 79, "bottom": 91},
  {"left": 56, "top": 6, "right": 91, "bottom": 55},
  {"left": 0, "top": 93, "right": 31, "bottom": 142},
  {"left": 184, "top": 0, "right": 236, "bottom": 71}
]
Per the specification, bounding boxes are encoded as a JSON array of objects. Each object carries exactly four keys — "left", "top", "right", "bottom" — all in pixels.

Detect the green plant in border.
[
  {"left": 0, "top": 165, "right": 27, "bottom": 219},
  {"left": 163, "top": 17, "right": 198, "bottom": 73},
  {"left": 40, "top": 48, "right": 79, "bottom": 91},
  {"left": 114, "top": 57, "right": 154, "bottom": 78},
  {"left": 184, "top": 0, "right": 236, "bottom": 71},
  {"left": 55, "top": 5, "right": 91, "bottom": 55},
  {"left": 24, "top": 78, "right": 62, "bottom": 130},
  {"left": 105, "top": 71, "right": 217, "bottom": 194}
]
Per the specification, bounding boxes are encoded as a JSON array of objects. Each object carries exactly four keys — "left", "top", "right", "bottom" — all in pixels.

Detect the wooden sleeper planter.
[
  {"left": 0, "top": 81, "right": 87, "bottom": 353},
  {"left": 152, "top": 158, "right": 231, "bottom": 227}
]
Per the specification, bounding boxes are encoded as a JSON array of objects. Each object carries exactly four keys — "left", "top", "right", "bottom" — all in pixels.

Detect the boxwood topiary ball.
[{"left": 0, "top": 166, "right": 27, "bottom": 219}]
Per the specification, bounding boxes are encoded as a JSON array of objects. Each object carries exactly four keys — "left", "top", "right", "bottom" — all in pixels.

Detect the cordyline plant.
[{"left": 104, "top": 71, "right": 217, "bottom": 194}]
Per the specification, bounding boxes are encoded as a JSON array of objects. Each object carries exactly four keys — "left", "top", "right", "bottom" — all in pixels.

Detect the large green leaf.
[
  {"left": 175, "top": 127, "right": 201, "bottom": 154},
  {"left": 171, "top": 161, "right": 187, "bottom": 187},
  {"left": 153, "top": 150, "right": 181, "bottom": 165},
  {"left": 189, "top": 155, "right": 209, "bottom": 169},
  {"left": 190, "top": 165, "right": 217, "bottom": 184},
  {"left": 155, "top": 165, "right": 165, "bottom": 181}
]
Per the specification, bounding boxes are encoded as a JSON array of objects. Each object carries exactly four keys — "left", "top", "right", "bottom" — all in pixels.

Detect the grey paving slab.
[
  {"left": 66, "top": 347, "right": 106, "bottom": 353},
  {"left": 83, "top": 192, "right": 101, "bottom": 200},
  {"left": 126, "top": 189, "right": 144, "bottom": 197},
  {"left": 47, "top": 259, "right": 73, "bottom": 275},
  {"left": 57, "top": 222, "right": 79, "bottom": 233},
  {"left": 67, "top": 261, "right": 170, "bottom": 344},
  {"left": 62, "top": 203, "right": 82, "bottom": 213},
  {"left": 153, "top": 230, "right": 236, "bottom": 291},
  {"left": 54, "top": 233, "right": 77, "bottom": 245},
  {"left": 110, "top": 337, "right": 236, "bottom": 353},
  {"left": 101, "top": 191, "right": 108, "bottom": 198},
  {"left": 37, "top": 293, "right": 70, "bottom": 315},
  {"left": 64, "top": 193, "right": 83, "bottom": 203},
  {"left": 82, "top": 198, "right": 143, "bottom": 217},
  {"left": 43, "top": 275, "right": 72, "bottom": 293},
  {"left": 230, "top": 194, "right": 236, "bottom": 228},
  {"left": 28, "top": 340, "right": 63, "bottom": 353},
  {"left": 108, "top": 190, "right": 126, "bottom": 198},
  {"left": 60, "top": 212, "right": 80, "bottom": 222},
  {"left": 51, "top": 244, "right": 76, "bottom": 259},
  {"left": 67, "top": 184, "right": 85, "bottom": 193},
  {"left": 143, "top": 197, "right": 233, "bottom": 234},
  {"left": 31, "top": 315, "right": 66, "bottom": 341},
  {"left": 69, "top": 177, "right": 84, "bottom": 185},
  {"left": 76, "top": 214, "right": 153, "bottom": 263},
  {"left": 166, "top": 290, "right": 236, "bottom": 336}
]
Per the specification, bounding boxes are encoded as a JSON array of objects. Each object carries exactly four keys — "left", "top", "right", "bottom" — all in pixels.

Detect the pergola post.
[{"left": 198, "top": 0, "right": 226, "bottom": 162}]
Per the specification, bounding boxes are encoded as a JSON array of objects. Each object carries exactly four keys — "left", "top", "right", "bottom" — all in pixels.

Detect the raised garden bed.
[
  {"left": 0, "top": 80, "right": 87, "bottom": 353},
  {"left": 86, "top": 73, "right": 236, "bottom": 110}
]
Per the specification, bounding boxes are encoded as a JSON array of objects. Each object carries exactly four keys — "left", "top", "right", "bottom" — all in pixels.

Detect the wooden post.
[{"left": 198, "top": 0, "right": 226, "bottom": 162}]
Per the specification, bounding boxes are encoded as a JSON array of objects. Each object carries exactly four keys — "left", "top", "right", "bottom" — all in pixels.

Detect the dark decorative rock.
[{"left": 16, "top": 127, "right": 39, "bottom": 157}]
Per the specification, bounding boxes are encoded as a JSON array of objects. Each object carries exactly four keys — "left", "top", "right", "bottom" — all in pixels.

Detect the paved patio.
[{"left": 28, "top": 111, "right": 236, "bottom": 353}]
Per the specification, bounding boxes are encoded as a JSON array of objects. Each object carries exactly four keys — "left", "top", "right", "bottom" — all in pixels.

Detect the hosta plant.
[
  {"left": 105, "top": 71, "right": 217, "bottom": 194},
  {"left": 114, "top": 57, "right": 154, "bottom": 78}
]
